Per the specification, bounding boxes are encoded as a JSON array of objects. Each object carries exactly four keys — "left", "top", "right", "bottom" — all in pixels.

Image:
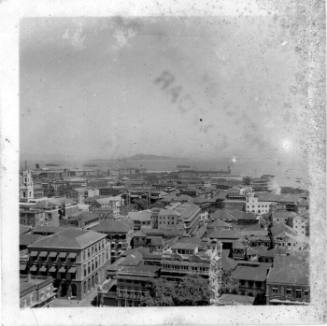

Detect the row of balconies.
[
  {"left": 161, "top": 266, "right": 209, "bottom": 275},
  {"left": 117, "top": 288, "right": 146, "bottom": 300}
]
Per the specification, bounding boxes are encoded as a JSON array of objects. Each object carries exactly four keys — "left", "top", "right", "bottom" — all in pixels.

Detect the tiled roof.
[
  {"left": 68, "top": 211, "right": 98, "bottom": 222},
  {"left": 171, "top": 241, "right": 198, "bottom": 250},
  {"left": 133, "top": 230, "right": 146, "bottom": 237},
  {"left": 221, "top": 250, "right": 238, "bottom": 272},
  {"left": 161, "top": 193, "right": 194, "bottom": 203},
  {"left": 91, "top": 219, "right": 129, "bottom": 234},
  {"left": 148, "top": 237, "right": 163, "bottom": 246},
  {"left": 271, "top": 222, "right": 297, "bottom": 237},
  {"left": 267, "top": 254, "right": 309, "bottom": 285},
  {"left": 32, "top": 226, "right": 68, "bottom": 235},
  {"left": 257, "top": 192, "right": 299, "bottom": 203},
  {"left": 207, "top": 229, "right": 240, "bottom": 240},
  {"left": 158, "top": 208, "right": 180, "bottom": 216},
  {"left": 97, "top": 196, "right": 123, "bottom": 205},
  {"left": 231, "top": 264, "right": 269, "bottom": 282},
  {"left": 20, "top": 233, "right": 43, "bottom": 247},
  {"left": 272, "top": 210, "right": 298, "bottom": 219},
  {"left": 118, "top": 263, "right": 160, "bottom": 276},
  {"left": 128, "top": 210, "right": 152, "bottom": 222},
  {"left": 20, "top": 224, "right": 32, "bottom": 234},
  {"left": 208, "top": 218, "right": 231, "bottom": 228},
  {"left": 232, "top": 240, "right": 247, "bottom": 249},
  {"left": 28, "top": 227, "right": 106, "bottom": 250},
  {"left": 211, "top": 209, "right": 256, "bottom": 222},
  {"left": 248, "top": 246, "right": 283, "bottom": 257},
  {"left": 174, "top": 203, "right": 201, "bottom": 220}
]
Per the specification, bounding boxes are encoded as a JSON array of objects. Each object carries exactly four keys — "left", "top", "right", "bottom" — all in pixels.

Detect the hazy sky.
[{"left": 20, "top": 16, "right": 308, "bottom": 168}]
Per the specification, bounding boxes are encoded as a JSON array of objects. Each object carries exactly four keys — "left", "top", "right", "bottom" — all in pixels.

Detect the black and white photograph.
[{"left": 0, "top": 0, "right": 326, "bottom": 325}]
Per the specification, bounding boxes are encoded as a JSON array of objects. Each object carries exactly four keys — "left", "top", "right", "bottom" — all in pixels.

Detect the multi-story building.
[
  {"left": 245, "top": 192, "right": 272, "bottom": 215},
  {"left": 266, "top": 255, "right": 309, "bottom": 305},
  {"left": 116, "top": 265, "right": 160, "bottom": 306},
  {"left": 20, "top": 207, "right": 46, "bottom": 227},
  {"left": 157, "top": 208, "right": 183, "bottom": 230},
  {"left": 128, "top": 210, "right": 153, "bottom": 231},
  {"left": 20, "top": 170, "right": 34, "bottom": 201},
  {"left": 92, "top": 219, "right": 131, "bottom": 263},
  {"left": 96, "top": 196, "right": 124, "bottom": 217},
  {"left": 27, "top": 228, "right": 108, "bottom": 300},
  {"left": 161, "top": 252, "right": 210, "bottom": 280},
  {"left": 271, "top": 210, "right": 298, "bottom": 225},
  {"left": 290, "top": 214, "right": 309, "bottom": 237},
  {"left": 231, "top": 261, "right": 271, "bottom": 299},
  {"left": 20, "top": 276, "right": 56, "bottom": 308},
  {"left": 71, "top": 187, "right": 100, "bottom": 204},
  {"left": 174, "top": 202, "right": 201, "bottom": 235}
]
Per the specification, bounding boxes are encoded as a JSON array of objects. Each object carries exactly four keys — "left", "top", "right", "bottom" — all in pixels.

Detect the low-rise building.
[
  {"left": 270, "top": 223, "right": 309, "bottom": 253},
  {"left": 64, "top": 211, "right": 101, "bottom": 229},
  {"left": 20, "top": 276, "right": 56, "bottom": 308},
  {"left": 231, "top": 262, "right": 271, "bottom": 299},
  {"left": 20, "top": 207, "right": 46, "bottom": 227},
  {"left": 207, "top": 229, "right": 240, "bottom": 250},
  {"left": 266, "top": 254, "right": 309, "bottom": 305}
]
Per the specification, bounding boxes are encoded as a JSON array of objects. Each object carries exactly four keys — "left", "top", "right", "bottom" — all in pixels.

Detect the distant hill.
[{"left": 123, "top": 154, "right": 173, "bottom": 160}]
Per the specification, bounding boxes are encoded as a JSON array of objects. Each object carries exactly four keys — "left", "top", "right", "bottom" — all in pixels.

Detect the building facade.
[
  {"left": 27, "top": 228, "right": 109, "bottom": 300},
  {"left": 20, "top": 276, "right": 56, "bottom": 308}
]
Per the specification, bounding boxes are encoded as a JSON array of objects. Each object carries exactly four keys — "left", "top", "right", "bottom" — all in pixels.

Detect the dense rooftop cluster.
[{"left": 19, "top": 166, "right": 310, "bottom": 307}]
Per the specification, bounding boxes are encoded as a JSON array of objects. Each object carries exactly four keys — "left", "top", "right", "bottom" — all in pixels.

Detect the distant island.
[{"left": 122, "top": 154, "right": 173, "bottom": 160}]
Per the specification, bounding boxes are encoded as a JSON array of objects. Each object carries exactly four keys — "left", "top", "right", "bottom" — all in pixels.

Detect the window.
[
  {"left": 286, "top": 288, "right": 292, "bottom": 296},
  {"left": 304, "top": 290, "right": 309, "bottom": 296},
  {"left": 272, "top": 287, "right": 279, "bottom": 295},
  {"left": 295, "top": 289, "right": 302, "bottom": 299}
]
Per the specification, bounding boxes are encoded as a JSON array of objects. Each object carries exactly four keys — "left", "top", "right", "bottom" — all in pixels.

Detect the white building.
[
  {"left": 97, "top": 195, "right": 124, "bottom": 217},
  {"left": 292, "top": 215, "right": 308, "bottom": 236},
  {"left": 245, "top": 192, "right": 272, "bottom": 215},
  {"left": 20, "top": 170, "right": 34, "bottom": 201}
]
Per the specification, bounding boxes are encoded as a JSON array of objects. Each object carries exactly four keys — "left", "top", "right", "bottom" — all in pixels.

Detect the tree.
[
  {"left": 146, "top": 276, "right": 210, "bottom": 306},
  {"left": 220, "top": 270, "right": 238, "bottom": 295},
  {"left": 144, "top": 279, "right": 175, "bottom": 306},
  {"left": 242, "top": 176, "right": 252, "bottom": 185},
  {"left": 174, "top": 276, "right": 210, "bottom": 306},
  {"left": 133, "top": 198, "right": 149, "bottom": 210}
]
